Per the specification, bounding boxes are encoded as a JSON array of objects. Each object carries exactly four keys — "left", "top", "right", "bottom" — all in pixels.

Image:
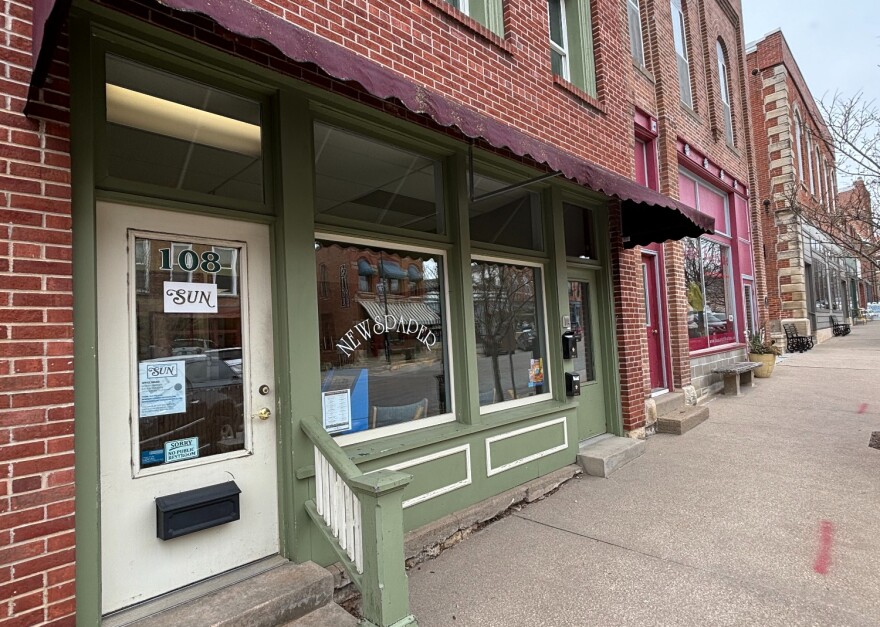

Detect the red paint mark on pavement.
[
  {"left": 813, "top": 520, "right": 834, "bottom": 575},
  {"left": 858, "top": 403, "right": 868, "bottom": 414}
]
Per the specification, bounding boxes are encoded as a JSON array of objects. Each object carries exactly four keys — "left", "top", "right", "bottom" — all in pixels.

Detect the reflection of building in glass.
[{"left": 134, "top": 238, "right": 242, "bottom": 361}]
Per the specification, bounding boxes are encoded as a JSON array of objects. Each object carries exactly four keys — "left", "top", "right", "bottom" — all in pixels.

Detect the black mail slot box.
[{"left": 155, "top": 481, "right": 241, "bottom": 541}]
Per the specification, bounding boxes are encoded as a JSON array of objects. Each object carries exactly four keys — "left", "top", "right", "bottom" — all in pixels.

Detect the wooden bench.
[
  {"left": 830, "top": 315, "right": 851, "bottom": 336},
  {"left": 783, "top": 323, "right": 813, "bottom": 353},
  {"left": 712, "top": 361, "right": 763, "bottom": 396}
]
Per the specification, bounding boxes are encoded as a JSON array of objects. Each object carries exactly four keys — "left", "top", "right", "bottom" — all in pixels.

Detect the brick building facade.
[
  {"left": 2, "top": 0, "right": 756, "bottom": 624},
  {"left": 747, "top": 29, "right": 851, "bottom": 345}
]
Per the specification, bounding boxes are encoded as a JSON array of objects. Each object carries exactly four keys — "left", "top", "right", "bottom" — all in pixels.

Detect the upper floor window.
[
  {"left": 547, "top": 0, "right": 597, "bottom": 96},
  {"left": 445, "top": 0, "right": 505, "bottom": 36},
  {"left": 794, "top": 112, "right": 803, "bottom": 181},
  {"left": 627, "top": 0, "right": 645, "bottom": 67},
  {"left": 671, "top": 0, "right": 693, "bottom": 108},
  {"left": 716, "top": 40, "right": 734, "bottom": 145},
  {"left": 806, "top": 130, "right": 815, "bottom": 194}
]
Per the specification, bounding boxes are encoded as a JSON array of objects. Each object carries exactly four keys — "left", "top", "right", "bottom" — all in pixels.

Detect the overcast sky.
[{"left": 741, "top": 0, "right": 880, "bottom": 109}]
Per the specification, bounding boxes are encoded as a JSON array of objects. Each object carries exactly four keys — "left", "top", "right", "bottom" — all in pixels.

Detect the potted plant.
[{"left": 748, "top": 328, "right": 781, "bottom": 378}]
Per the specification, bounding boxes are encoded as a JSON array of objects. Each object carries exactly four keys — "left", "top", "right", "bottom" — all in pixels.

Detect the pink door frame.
[{"left": 642, "top": 246, "right": 671, "bottom": 391}]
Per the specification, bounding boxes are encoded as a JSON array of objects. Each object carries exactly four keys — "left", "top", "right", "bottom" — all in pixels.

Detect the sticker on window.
[
  {"left": 528, "top": 358, "right": 545, "bottom": 388},
  {"left": 139, "top": 361, "right": 186, "bottom": 417},
  {"left": 164, "top": 437, "right": 199, "bottom": 463},
  {"left": 163, "top": 281, "right": 218, "bottom": 314}
]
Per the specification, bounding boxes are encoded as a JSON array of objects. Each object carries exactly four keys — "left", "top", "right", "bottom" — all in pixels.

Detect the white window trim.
[
  {"left": 548, "top": 0, "right": 571, "bottom": 82},
  {"left": 315, "top": 231, "right": 457, "bottom": 446},
  {"left": 471, "top": 253, "right": 553, "bottom": 415}
]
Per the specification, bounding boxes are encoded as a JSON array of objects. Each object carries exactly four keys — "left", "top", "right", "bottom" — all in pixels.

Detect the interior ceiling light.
[{"left": 106, "top": 84, "right": 261, "bottom": 158}]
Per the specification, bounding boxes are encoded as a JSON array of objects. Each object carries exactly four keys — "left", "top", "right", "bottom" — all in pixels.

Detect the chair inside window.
[{"left": 370, "top": 398, "right": 429, "bottom": 429}]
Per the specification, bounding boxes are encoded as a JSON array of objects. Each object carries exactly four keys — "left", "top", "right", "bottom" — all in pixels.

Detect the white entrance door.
[{"left": 97, "top": 202, "right": 279, "bottom": 613}]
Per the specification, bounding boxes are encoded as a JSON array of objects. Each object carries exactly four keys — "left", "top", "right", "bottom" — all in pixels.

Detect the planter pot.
[{"left": 749, "top": 352, "right": 776, "bottom": 378}]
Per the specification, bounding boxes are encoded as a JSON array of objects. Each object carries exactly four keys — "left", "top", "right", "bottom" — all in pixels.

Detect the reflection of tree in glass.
[
  {"left": 701, "top": 239, "right": 727, "bottom": 317},
  {"left": 472, "top": 262, "right": 537, "bottom": 401}
]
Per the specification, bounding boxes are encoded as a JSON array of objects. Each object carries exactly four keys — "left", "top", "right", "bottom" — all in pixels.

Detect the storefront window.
[
  {"left": 684, "top": 238, "right": 734, "bottom": 351},
  {"left": 133, "top": 236, "right": 246, "bottom": 469},
  {"left": 814, "top": 260, "right": 830, "bottom": 310},
  {"left": 315, "top": 240, "right": 450, "bottom": 437},
  {"left": 313, "top": 124, "right": 444, "bottom": 234},
  {"left": 472, "top": 260, "right": 548, "bottom": 407},
  {"left": 105, "top": 56, "right": 264, "bottom": 203},
  {"left": 830, "top": 270, "right": 842, "bottom": 311},
  {"left": 568, "top": 281, "right": 596, "bottom": 382},
  {"left": 469, "top": 175, "right": 544, "bottom": 251}
]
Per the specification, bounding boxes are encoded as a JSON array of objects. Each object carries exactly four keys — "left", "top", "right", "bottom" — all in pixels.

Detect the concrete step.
[
  {"left": 282, "top": 602, "right": 359, "bottom": 626},
  {"left": 656, "top": 405, "right": 710, "bottom": 435},
  {"left": 577, "top": 434, "right": 646, "bottom": 478},
  {"left": 653, "top": 391, "right": 686, "bottom": 417},
  {"left": 126, "top": 561, "right": 333, "bottom": 627}
]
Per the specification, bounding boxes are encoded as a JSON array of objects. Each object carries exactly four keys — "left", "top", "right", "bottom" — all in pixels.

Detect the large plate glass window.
[
  {"left": 684, "top": 238, "right": 734, "bottom": 351},
  {"left": 132, "top": 234, "right": 247, "bottom": 470},
  {"left": 105, "top": 56, "right": 264, "bottom": 203},
  {"left": 472, "top": 259, "right": 548, "bottom": 408},
  {"left": 313, "top": 123, "right": 444, "bottom": 234},
  {"left": 315, "top": 239, "right": 451, "bottom": 440}
]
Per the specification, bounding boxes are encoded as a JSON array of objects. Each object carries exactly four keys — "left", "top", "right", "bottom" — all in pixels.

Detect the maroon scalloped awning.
[{"left": 28, "top": 0, "right": 713, "bottom": 246}]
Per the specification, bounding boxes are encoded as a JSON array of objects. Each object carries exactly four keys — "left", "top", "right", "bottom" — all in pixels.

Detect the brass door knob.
[{"left": 256, "top": 407, "right": 272, "bottom": 421}]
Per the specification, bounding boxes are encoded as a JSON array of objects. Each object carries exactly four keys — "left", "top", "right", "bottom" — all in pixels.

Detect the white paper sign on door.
[
  {"left": 139, "top": 361, "right": 186, "bottom": 417},
  {"left": 163, "top": 281, "right": 218, "bottom": 313}
]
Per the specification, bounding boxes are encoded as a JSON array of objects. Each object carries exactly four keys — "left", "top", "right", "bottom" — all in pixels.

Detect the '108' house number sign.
[{"left": 158, "top": 247, "right": 224, "bottom": 314}]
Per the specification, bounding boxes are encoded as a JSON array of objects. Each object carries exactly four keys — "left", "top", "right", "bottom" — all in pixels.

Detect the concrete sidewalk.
[{"left": 408, "top": 324, "right": 880, "bottom": 626}]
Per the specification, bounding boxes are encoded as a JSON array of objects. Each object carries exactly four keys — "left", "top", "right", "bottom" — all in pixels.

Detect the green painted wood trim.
[
  {"left": 447, "top": 152, "right": 480, "bottom": 424},
  {"left": 303, "top": 500, "right": 364, "bottom": 590},
  {"left": 302, "top": 418, "right": 363, "bottom": 480},
  {"left": 69, "top": 10, "right": 102, "bottom": 626},
  {"left": 275, "top": 90, "right": 324, "bottom": 565},
  {"left": 295, "top": 397, "right": 578, "bottom": 479},
  {"left": 595, "top": 213, "right": 624, "bottom": 435},
  {"left": 354, "top": 472, "right": 413, "bottom": 627}
]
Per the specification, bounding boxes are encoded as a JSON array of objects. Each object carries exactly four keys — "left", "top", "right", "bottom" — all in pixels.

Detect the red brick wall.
[
  {"left": 1, "top": 2, "right": 75, "bottom": 625},
  {"left": 748, "top": 31, "right": 837, "bottom": 328},
  {"left": 625, "top": 0, "right": 755, "bottom": 389}
]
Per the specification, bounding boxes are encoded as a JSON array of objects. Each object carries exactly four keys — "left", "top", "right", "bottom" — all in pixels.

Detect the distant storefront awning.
[
  {"left": 357, "top": 259, "right": 375, "bottom": 276},
  {"left": 407, "top": 265, "right": 423, "bottom": 281},
  {"left": 378, "top": 261, "right": 407, "bottom": 280},
  {"left": 29, "top": 0, "right": 713, "bottom": 246},
  {"left": 358, "top": 299, "right": 441, "bottom": 327}
]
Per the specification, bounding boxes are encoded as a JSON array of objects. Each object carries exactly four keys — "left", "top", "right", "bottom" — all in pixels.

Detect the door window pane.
[
  {"left": 470, "top": 175, "right": 544, "bottom": 251},
  {"left": 473, "top": 260, "right": 548, "bottom": 406},
  {"left": 105, "top": 56, "right": 263, "bottom": 203},
  {"left": 134, "top": 236, "right": 246, "bottom": 469},
  {"left": 315, "top": 240, "right": 450, "bottom": 436},
  {"left": 313, "top": 124, "right": 444, "bottom": 234},
  {"left": 568, "top": 281, "right": 596, "bottom": 383},
  {"left": 563, "top": 203, "right": 595, "bottom": 259}
]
